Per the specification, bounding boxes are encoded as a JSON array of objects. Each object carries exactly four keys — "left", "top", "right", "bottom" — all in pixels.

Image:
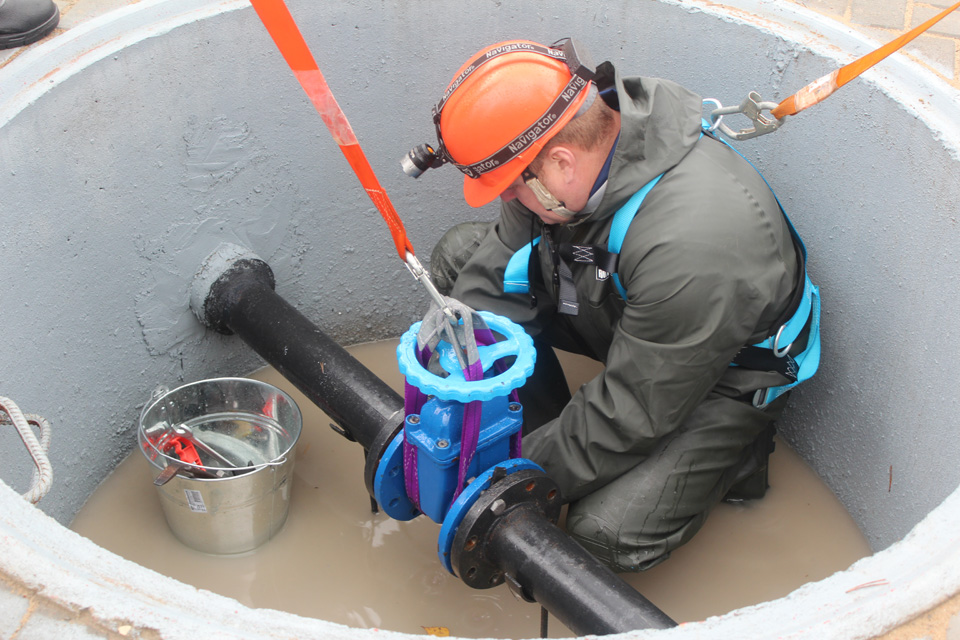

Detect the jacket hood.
[{"left": 585, "top": 65, "right": 704, "bottom": 224}]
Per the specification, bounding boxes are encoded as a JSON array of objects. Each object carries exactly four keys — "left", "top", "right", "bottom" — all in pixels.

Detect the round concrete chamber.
[{"left": 2, "top": 0, "right": 960, "bottom": 637}]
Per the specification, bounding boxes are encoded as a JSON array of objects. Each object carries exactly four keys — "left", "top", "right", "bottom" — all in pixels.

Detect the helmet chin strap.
[{"left": 522, "top": 169, "right": 578, "bottom": 220}]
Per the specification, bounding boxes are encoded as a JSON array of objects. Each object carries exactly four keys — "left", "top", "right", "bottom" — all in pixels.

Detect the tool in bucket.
[
  {"left": 142, "top": 423, "right": 242, "bottom": 484},
  {"left": 140, "top": 385, "right": 236, "bottom": 484},
  {"left": 706, "top": 0, "right": 960, "bottom": 141},
  {"left": 139, "top": 384, "right": 292, "bottom": 484},
  {"left": 247, "top": 0, "right": 468, "bottom": 371}
]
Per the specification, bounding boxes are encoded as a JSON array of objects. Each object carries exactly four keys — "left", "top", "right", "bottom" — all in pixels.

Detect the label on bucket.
[{"left": 184, "top": 489, "right": 207, "bottom": 513}]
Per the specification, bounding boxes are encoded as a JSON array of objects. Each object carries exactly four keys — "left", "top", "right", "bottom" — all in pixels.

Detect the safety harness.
[{"left": 503, "top": 125, "right": 821, "bottom": 409}]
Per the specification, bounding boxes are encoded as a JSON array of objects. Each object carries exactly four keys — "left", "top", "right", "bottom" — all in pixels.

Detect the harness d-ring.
[
  {"left": 772, "top": 324, "right": 793, "bottom": 357},
  {"left": 702, "top": 98, "right": 725, "bottom": 132}
]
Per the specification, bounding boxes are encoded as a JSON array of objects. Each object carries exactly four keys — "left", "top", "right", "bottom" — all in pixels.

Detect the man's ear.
[{"left": 545, "top": 145, "right": 578, "bottom": 183}]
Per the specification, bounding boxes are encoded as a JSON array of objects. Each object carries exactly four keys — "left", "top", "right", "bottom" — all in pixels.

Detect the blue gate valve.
[{"left": 373, "top": 310, "right": 542, "bottom": 569}]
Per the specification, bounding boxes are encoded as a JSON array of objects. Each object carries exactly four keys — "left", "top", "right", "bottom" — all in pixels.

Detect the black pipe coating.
[
  {"left": 487, "top": 505, "right": 677, "bottom": 635},
  {"left": 201, "top": 258, "right": 403, "bottom": 451}
]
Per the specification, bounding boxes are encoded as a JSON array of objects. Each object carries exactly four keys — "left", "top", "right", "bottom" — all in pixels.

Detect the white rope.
[{"left": 0, "top": 396, "right": 53, "bottom": 504}]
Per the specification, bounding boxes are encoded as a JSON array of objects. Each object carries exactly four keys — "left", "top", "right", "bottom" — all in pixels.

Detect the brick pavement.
[
  {"left": 1, "top": 0, "right": 959, "bottom": 87},
  {"left": 786, "top": 0, "right": 960, "bottom": 86}
]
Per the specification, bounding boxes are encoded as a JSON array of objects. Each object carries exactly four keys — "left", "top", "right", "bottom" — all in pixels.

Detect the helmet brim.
[{"left": 462, "top": 161, "right": 526, "bottom": 208}]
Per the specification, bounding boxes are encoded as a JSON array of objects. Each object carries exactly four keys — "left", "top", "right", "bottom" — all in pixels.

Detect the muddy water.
[{"left": 71, "top": 340, "right": 871, "bottom": 638}]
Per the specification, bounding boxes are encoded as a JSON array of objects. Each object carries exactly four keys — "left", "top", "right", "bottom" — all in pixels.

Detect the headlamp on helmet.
[{"left": 400, "top": 38, "right": 597, "bottom": 207}]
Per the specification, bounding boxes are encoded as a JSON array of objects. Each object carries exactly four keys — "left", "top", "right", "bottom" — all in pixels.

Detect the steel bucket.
[{"left": 137, "top": 377, "right": 302, "bottom": 554}]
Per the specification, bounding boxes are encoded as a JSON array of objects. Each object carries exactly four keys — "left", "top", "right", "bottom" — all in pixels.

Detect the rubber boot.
[{"left": 0, "top": 0, "right": 59, "bottom": 50}]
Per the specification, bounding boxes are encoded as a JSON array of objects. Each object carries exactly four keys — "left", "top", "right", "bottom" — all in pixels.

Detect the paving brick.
[
  {"left": 948, "top": 605, "right": 960, "bottom": 640},
  {"left": 904, "top": 33, "right": 959, "bottom": 78},
  {"left": 795, "top": 0, "right": 851, "bottom": 19},
  {"left": 853, "top": 23, "right": 957, "bottom": 82},
  {"left": 912, "top": 4, "right": 960, "bottom": 37},
  {"left": 851, "top": 0, "right": 909, "bottom": 29}
]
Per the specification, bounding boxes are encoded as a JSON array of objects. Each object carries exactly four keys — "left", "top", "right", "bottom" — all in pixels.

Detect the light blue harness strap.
[
  {"left": 698, "top": 119, "right": 822, "bottom": 406},
  {"left": 754, "top": 282, "right": 821, "bottom": 408},
  {"left": 498, "top": 122, "right": 821, "bottom": 408},
  {"left": 608, "top": 174, "right": 665, "bottom": 255},
  {"left": 608, "top": 174, "right": 664, "bottom": 300},
  {"left": 503, "top": 236, "right": 541, "bottom": 294}
]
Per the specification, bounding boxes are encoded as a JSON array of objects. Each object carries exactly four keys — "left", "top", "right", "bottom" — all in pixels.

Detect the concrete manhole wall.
[{"left": 1, "top": 0, "right": 959, "bottom": 638}]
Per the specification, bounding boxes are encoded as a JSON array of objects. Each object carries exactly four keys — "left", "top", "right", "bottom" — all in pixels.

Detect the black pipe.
[
  {"left": 200, "top": 258, "right": 403, "bottom": 450},
  {"left": 487, "top": 505, "right": 676, "bottom": 635},
  {"left": 197, "top": 255, "right": 676, "bottom": 634}
]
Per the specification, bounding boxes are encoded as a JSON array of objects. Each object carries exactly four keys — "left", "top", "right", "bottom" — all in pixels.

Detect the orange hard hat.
[{"left": 432, "top": 39, "right": 596, "bottom": 207}]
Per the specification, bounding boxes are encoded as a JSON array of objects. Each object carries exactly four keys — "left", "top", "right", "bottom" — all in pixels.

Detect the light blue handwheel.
[{"left": 396, "top": 310, "right": 535, "bottom": 402}]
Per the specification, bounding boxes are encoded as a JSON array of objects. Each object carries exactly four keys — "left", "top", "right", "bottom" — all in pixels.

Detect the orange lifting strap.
[
  {"left": 772, "top": 0, "right": 960, "bottom": 119},
  {"left": 247, "top": 0, "right": 415, "bottom": 261}
]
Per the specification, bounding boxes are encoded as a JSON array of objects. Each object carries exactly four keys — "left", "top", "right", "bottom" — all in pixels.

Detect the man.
[
  {"left": 0, "top": 0, "right": 59, "bottom": 50},
  {"left": 415, "top": 38, "right": 818, "bottom": 572}
]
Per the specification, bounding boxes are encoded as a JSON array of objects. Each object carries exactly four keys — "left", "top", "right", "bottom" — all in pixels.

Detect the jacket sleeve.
[
  {"left": 521, "top": 158, "right": 796, "bottom": 502},
  {"left": 449, "top": 200, "right": 555, "bottom": 336}
]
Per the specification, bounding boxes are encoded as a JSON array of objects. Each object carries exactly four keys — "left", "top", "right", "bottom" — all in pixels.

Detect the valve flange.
[{"left": 450, "top": 467, "right": 562, "bottom": 589}]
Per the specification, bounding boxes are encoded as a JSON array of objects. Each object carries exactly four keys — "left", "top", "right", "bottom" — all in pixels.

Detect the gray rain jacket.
[{"left": 449, "top": 68, "right": 800, "bottom": 503}]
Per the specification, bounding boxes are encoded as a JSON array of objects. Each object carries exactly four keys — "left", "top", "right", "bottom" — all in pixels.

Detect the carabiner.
[
  {"left": 405, "top": 252, "right": 470, "bottom": 372},
  {"left": 705, "top": 92, "right": 785, "bottom": 141}
]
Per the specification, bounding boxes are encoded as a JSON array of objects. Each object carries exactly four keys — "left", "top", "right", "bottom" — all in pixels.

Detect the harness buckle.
[
  {"left": 752, "top": 388, "right": 774, "bottom": 410},
  {"left": 704, "top": 92, "right": 784, "bottom": 141}
]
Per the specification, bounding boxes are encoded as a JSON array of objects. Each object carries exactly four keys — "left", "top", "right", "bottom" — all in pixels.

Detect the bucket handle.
[{"left": 139, "top": 385, "right": 169, "bottom": 426}]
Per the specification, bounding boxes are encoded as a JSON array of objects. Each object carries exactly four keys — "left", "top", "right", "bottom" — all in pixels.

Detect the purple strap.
[
  {"left": 474, "top": 328, "right": 523, "bottom": 459},
  {"left": 403, "top": 344, "right": 432, "bottom": 511},
  {"left": 451, "top": 329, "right": 524, "bottom": 500},
  {"left": 453, "top": 362, "right": 484, "bottom": 502}
]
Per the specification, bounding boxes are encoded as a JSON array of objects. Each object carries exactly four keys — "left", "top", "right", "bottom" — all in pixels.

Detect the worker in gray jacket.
[{"left": 409, "top": 38, "right": 819, "bottom": 572}]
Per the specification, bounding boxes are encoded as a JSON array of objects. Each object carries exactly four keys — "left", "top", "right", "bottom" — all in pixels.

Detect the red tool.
[{"left": 165, "top": 436, "right": 202, "bottom": 466}]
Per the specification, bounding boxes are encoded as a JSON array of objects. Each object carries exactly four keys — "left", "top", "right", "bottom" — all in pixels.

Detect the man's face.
[
  {"left": 499, "top": 166, "right": 585, "bottom": 225},
  {"left": 499, "top": 175, "right": 571, "bottom": 225}
]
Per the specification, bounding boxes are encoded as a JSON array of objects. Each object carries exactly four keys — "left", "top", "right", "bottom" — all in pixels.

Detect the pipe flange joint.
[
  {"left": 447, "top": 465, "right": 562, "bottom": 589},
  {"left": 370, "top": 427, "right": 422, "bottom": 521},
  {"left": 363, "top": 417, "right": 405, "bottom": 499},
  {"left": 436, "top": 458, "right": 545, "bottom": 574}
]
